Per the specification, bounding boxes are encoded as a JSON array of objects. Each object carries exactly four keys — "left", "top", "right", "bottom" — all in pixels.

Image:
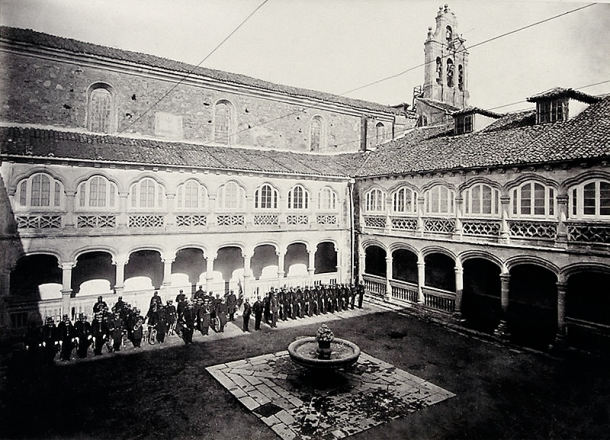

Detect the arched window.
[
  {"left": 176, "top": 179, "right": 208, "bottom": 210},
  {"left": 87, "top": 84, "right": 114, "bottom": 133},
  {"left": 446, "top": 59, "right": 454, "bottom": 88},
  {"left": 463, "top": 183, "right": 500, "bottom": 216},
  {"left": 458, "top": 65, "right": 464, "bottom": 91},
  {"left": 77, "top": 176, "right": 117, "bottom": 209},
  {"left": 569, "top": 180, "right": 610, "bottom": 218},
  {"left": 424, "top": 185, "right": 455, "bottom": 215},
  {"left": 510, "top": 181, "right": 556, "bottom": 218},
  {"left": 446, "top": 25, "right": 453, "bottom": 41},
  {"left": 375, "top": 122, "right": 387, "bottom": 145},
  {"left": 318, "top": 187, "right": 337, "bottom": 210},
  {"left": 392, "top": 187, "right": 416, "bottom": 214},
  {"left": 254, "top": 184, "right": 278, "bottom": 209},
  {"left": 365, "top": 188, "right": 386, "bottom": 213},
  {"left": 129, "top": 178, "right": 165, "bottom": 209},
  {"left": 217, "top": 181, "right": 245, "bottom": 211},
  {"left": 16, "top": 173, "right": 63, "bottom": 208},
  {"left": 288, "top": 185, "right": 309, "bottom": 210},
  {"left": 214, "top": 101, "right": 233, "bottom": 145},
  {"left": 310, "top": 116, "right": 324, "bottom": 152},
  {"left": 436, "top": 57, "right": 443, "bottom": 84}
]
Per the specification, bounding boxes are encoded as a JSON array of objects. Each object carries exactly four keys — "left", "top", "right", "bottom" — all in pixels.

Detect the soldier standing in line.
[
  {"left": 24, "top": 321, "right": 42, "bottom": 361},
  {"left": 357, "top": 282, "right": 365, "bottom": 308},
  {"left": 179, "top": 301, "right": 196, "bottom": 344},
  {"left": 74, "top": 313, "right": 92, "bottom": 358},
  {"left": 91, "top": 312, "right": 107, "bottom": 355},
  {"left": 349, "top": 284, "right": 357, "bottom": 309},
  {"left": 165, "top": 300, "right": 177, "bottom": 336},
  {"left": 93, "top": 296, "right": 108, "bottom": 315},
  {"left": 57, "top": 314, "right": 76, "bottom": 361},
  {"left": 242, "top": 297, "right": 252, "bottom": 332},
  {"left": 197, "top": 299, "right": 211, "bottom": 336},
  {"left": 270, "top": 291, "right": 279, "bottom": 328},
  {"left": 227, "top": 290, "right": 237, "bottom": 322},
  {"left": 252, "top": 296, "right": 263, "bottom": 330},
  {"left": 131, "top": 316, "right": 144, "bottom": 348},
  {"left": 155, "top": 307, "right": 167, "bottom": 344},
  {"left": 194, "top": 285, "right": 205, "bottom": 301},
  {"left": 41, "top": 317, "right": 59, "bottom": 363},
  {"left": 263, "top": 292, "right": 271, "bottom": 325},
  {"left": 216, "top": 297, "right": 228, "bottom": 332},
  {"left": 109, "top": 312, "right": 124, "bottom": 351}
]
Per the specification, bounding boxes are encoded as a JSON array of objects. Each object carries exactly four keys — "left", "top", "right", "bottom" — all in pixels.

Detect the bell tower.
[{"left": 422, "top": 4, "right": 469, "bottom": 108}]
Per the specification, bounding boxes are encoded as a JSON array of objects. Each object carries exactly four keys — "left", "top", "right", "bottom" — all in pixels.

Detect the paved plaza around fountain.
[{"left": 208, "top": 350, "right": 455, "bottom": 440}]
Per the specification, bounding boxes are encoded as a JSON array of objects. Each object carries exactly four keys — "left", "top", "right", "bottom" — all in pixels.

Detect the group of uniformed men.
[{"left": 23, "top": 282, "right": 365, "bottom": 362}]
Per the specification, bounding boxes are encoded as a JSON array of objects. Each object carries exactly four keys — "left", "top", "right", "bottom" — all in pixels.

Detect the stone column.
[
  {"left": 494, "top": 272, "right": 511, "bottom": 340},
  {"left": 454, "top": 263, "right": 464, "bottom": 320},
  {"left": 277, "top": 249, "right": 286, "bottom": 288},
  {"left": 113, "top": 257, "right": 127, "bottom": 295},
  {"left": 243, "top": 251, "right": 253, "bottom": 299},
  {"left": 117, "top": 192, "right": 129, "bottom": 228},
  {"left": 556, "top": 195, "right": 568, "bottom": 247},
  {"left": 0, "top": 266, "right": 12, "bottom": 333},
  {"left": 334, "top": 245, "right": 342, "bottom": 284},
  {"left": 417, "top": 260, "right": 426, "bottom": 304},
  {"left": 358, "top": 244, "right": 366, "bottom": 283},
  {"left": 385, "top": 254, "right": 393, "bottom": 302},
  {"left": 162, "top": 256, "right": 174, "bottom": 294},
  {"left": 64, "top": 190, "right": 76, "bottom": 229},
  {"left": 453, "top": 196, "right": 463, "bottom": 240},
  {"left": 416, "top": 196, "right": 425, "bottom": 236},
  {"left": 499, "top": 195, "right": 511, "bottom": 244},
  {"left": 308, "top": 246, "right": 316, "bottom": 285},
  {"left": 554, "top": 280, "right": 568, "bottom": 350},
  {"left": 206, "top": 252, "right": 217, "bottom": 294},
  {"left": 165, "top": 192, "right": 176, "bottom": 227},
  {"left": 60, "top": 262, "right": 75, "bottom": 316}
]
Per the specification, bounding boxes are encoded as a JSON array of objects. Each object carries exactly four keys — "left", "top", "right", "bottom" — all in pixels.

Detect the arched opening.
[
  {"left": 566, "top": 271, "right": 610, "bottom": 355},
  {"left": 462, "top": 258, "right": 502, "bottom": 333},
  {"left": 315, "top": 242, "right": 337, "bottom": 274},
  {"left": 172, "top": 248, "right": 206, "bottom": 295},
  {"left": 424, "top": 253, "right": 455, "bottom": 291},
  {"left": 392, "top": 249, "right": 418, "bottom": 284},
  {"left": 251, "top": 245, "right": 278, "bottom": 280},
  {"left": 124, "top": 250, "right": 163, "bottom": 290},
  {"left": 509, "top": 264, "right": 558, "bottom": 351},
  {"left": 73, "top": 251, "right": 115, "bottom": 295},
  {"left": 365, "top": 245, "right": 386, "bottom": 277},
  {"left": 11, "top": 254, "right": 61, "bottom": 298},
  {"left": 216, "top": 246, "right": 244, "bottom": 294},
  {"left": 285, "top": 243, "right": 309, "bottom": 282}
]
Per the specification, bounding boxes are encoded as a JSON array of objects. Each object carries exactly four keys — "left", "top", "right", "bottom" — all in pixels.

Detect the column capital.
[
  {"left": 112, "top": 257, "right": 129, "bottom": 266},
  {"left": 59, "top": 262, "right": 75, "bottom": 270}
]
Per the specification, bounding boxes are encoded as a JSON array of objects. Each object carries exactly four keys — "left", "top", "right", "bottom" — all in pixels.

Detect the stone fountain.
[{"left": 288, "top": 324, "right": 361, "bottom": 370}]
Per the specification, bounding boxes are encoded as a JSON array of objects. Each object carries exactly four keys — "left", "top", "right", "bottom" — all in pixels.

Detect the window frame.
[
  {"left": 287, "top": 185, "right": 309, "bottom": 210},
  {"left": 254, "top": 183, "right": 279, "bottom": 210},
  {"left": 509, "top": 181, "right": 556, "bottom": 219},
  {"left": 391, "top": 187, "right": 417, "bottom": 215},
  {"left": 569, "top": 179, "right": 610, "bottom": 219},
  {"left": 76, "top": 175, "right": 118, "bottom": 211},
  {"left": 87, "top": 83, "right": 116, "bottom": 134},
  {"left": 16, "top": 173, "right": 64, "bottom": 210},
  {"left": 318, "top": 187, "right": 338, "bottom": 211},
  {"left": 129, "top": 177, "right": 166, "bottom": 210},
  {"left": 424, "top": 185, "right": 455, "bottom": 216},
  {"left": 217, "top": 181, "right": 246, "bottom": 211},
  {"left": 365, "top": 188, "right": 386, "bottom": 213},
  {"left": 463, "top": 183, "right": 500, "bottom": 217},
  {"left": 176, "top": 179, "right": 208, "bottom": 211}
]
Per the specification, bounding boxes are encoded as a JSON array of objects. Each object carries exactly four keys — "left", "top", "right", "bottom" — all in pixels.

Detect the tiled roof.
[
  {"left": 451, "top": 107, "right": 504, "bottom": 118},
  {"left": 0, "top": 26, "right": 401, "bottom": 116},
  {"left": 0, "top": 127, "right": 363, "bottom": 178},
  {"left": 354, "top": 96, "right": 610, "bottom": 177},
  {"left": 527, "top": 87, "right": 601, "bottom": 104},
  {"left": 416, "top": 98, "right": 460, "bottom": 113}
]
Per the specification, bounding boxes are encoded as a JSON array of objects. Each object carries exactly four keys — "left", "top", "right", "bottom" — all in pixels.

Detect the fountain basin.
[{"left": 288, "top": 337, "right": 361, "bottom": 370}]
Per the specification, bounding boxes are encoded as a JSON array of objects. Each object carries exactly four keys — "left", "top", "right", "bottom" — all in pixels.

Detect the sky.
[{"left": 1, "top": 0, "right": 609, "bottom": 113}]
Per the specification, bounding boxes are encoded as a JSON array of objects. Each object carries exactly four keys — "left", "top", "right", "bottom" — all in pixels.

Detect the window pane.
[
  {"left": 215, "top": 103, "right": 230, "bottom": 144},
  {"left": 582, "top": 183, "right": 593, "bottom": 213},
  {"left": 482, "top": 185, "right": 492, "bottom": 214},
  {"left": 90, "top": 88, "right": 111, "bottom": 133},
  {"left": 19, "top": 181, "right": 27, "bottom": 206},
  {"left": 600, "top": 182, "right": 610, "bottom": 216},
  {"left": 472, "top": 185, "right": 481, "bottom": 213},
  {"left": 520, "top": 184, "right": 531, "bottom": 215},
  {"left": 534, "top": 183, "right": 545, "bottom": 215},
  {"left": 310, "top": 117, "right": 321, "bottom": 151}
]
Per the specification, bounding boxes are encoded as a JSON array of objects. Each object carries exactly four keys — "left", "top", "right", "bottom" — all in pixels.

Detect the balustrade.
[
  {"left": 422, "top": 286, "right": 455, "bottom": 314},
  {"left": 390, "top": 280, "right": 418, "bottom": 302}
]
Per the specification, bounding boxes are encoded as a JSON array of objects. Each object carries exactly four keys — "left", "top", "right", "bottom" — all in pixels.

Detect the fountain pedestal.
[{"left": 288, "top": 337, "right": 361, "bottom": 370}]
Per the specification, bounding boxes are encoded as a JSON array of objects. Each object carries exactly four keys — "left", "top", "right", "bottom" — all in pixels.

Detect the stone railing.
[
  {"left": 128, "top": 214, "right": 164, "bottom": 228},
  {"left": 362, "top": 274, "right": 386, "bottom": 298},
  {"left": 16, "top": 214, "right": 62, "bottom": 229},
  {"left": 567, "top": 222, "right": 610, "bottom": 244},
  {"left": 175, "top": 214, "right": 207, "bottom": 227},
  {"left": 422, "top": 286, "right": 455, "bottom": 314},
  {"left": 508, "top": 220, "right": 557, "bottom": 240},
  {"left": 390, "top": 279, "right": 419, "bottom": 302},
  {"left": 77, "top": 214, "right": 117, "bottom": 228}
]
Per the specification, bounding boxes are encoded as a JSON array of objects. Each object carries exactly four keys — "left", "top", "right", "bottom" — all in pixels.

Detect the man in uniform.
[
  {"left": 93, "top": 296, "right": 108, "bottom": 315},
  {"left": 41, "top": 317, "right": 59, "bottom": 363},
  {"left": 57, "top": 314, "right": 76, "bottom": 361},
  {"left": 270, "top": 291, "right": 279, "bottom": 328},
  {"left": 252, "top": 296, "right": 263, "bottom": 330},
  {"left": 242, "top": 297, "right": 252, "bottom": 332},
  {"left": 357, "top": 282, "right": 365, "bottom": 308},
  {"left": 216, "top": 296, "right": 228, "bottom": 332},
  {"left": 74, "top": 313, "right": 92, "bottom": 358},
  {"left": 226, "top": 290, "right": 237, "bottom": 322},
  {"left": 179, "top": 301, "right": 196, "bottom": 344},
  {"left": 165, "top": 300, "right": 177, "bottom": 335}
]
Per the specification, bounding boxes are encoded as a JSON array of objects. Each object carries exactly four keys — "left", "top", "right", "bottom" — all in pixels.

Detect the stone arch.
[
  {"left": 10, "top": 253, "right": 62, "bottom": 297},
  {"left": 503, "top": 173, "right": 560, "bottom": 194},
  {"left": 124, "top": 249, "right": 164, "bottom": 290},
  {"left": 86, "top": 82, "right": 116, "bottom": 133},
  {"left": 461, "top": 257, "right": 503, "bottom": 334},
  {"left": 458, "top": 249, "right": 504, "bottom": 271},
  {"left": 458, "top": 176, "right": 503, "bottom": 193},
  {"left": 424, "top": 252, "right": 456, "bottom": 292},
  {"left": 8, "top": 167, "right": 70, "bottom": 192},
  {"left": 251, "top": 244, "right": 280, "bottom": 280},
  {"left": 505, "top": 255, "right": 559, "bottom": 275},
  {"left": 364, "top": 244, "right": 386, "bottom": 278},
  {"left": 314, "top": 241, "right": 337, "bottom": 275},
  {"left": 73, "top": 251, "right": 115, "bottom": 295},
  {"left": 560, "top": 170, "right": 610, "bottom": 194},
  {"left": 391, "top": 248, "right": 418, "bottom": 284}
]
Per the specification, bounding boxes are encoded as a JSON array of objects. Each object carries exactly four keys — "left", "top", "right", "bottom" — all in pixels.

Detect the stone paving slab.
[{"left": 207, "top": 349, "right": 455, "bottom": 439}]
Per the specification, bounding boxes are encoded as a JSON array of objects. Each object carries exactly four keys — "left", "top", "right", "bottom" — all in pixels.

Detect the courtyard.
[{"left": 1, "top": 303, "right": 608, "bottom": 439}]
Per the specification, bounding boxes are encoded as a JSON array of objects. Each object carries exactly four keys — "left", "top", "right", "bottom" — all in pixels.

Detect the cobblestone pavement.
[{"left": 207, "top": 350, "right": 455, "bottom": 440}]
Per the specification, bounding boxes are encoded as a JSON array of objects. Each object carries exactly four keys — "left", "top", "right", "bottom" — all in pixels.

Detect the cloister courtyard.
[{"left": 1, "top": 302, "right": 608, "bottom": 440}]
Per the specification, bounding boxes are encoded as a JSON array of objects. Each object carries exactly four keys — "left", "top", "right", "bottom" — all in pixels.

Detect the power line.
[
  {"left": 118, "top": 0, "right": 270, "bottom": 135},
  {"left": 216, "top": 2, "right": 598, "bottom": 144}
]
